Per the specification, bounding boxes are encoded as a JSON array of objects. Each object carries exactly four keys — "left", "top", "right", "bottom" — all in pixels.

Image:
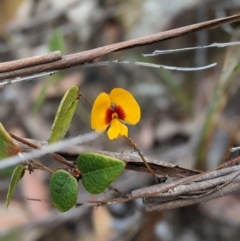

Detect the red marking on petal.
[
  {"left": 115, "top": 105, "right": 126, "bottom": 120},
  {"left": 105, "top": 107, "right": 114, "bottom": 125},
  {"left": 104, "top": 105, "right": 126, "bottom": 125}
]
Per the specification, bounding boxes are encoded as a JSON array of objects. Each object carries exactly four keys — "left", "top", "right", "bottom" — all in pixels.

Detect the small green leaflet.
[
  {"left": 77, "top": 153, "right": 126, "bottom": 194},
  {"left": 0, "top": 123, "right": 20, "bottom": 160},
  {"left": 6, "top": 164, "right": 25, "bottom": 208},
  {"left": 50, "top": 170, "right": 78, "bottom": 212},
  {"left": 49, "top": 86, "right": 80, "bottom": 143}
]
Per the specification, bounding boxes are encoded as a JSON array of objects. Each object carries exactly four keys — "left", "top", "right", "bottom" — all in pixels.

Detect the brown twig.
[
  {"left": 27, "top": 198, "right": 42, "bottom": 202},
  {"left": 1, "top": 14, "right": 240, "bottom": 80},
  {"left": 145, "top": 182, "right": 240, "bottom": 211},
  {"left": 0, "top": 51, "right": 61, "bottom": 73},
  {"left": 144, "top": 169, "right": 240, "bottom": 211},
  {"left": 27, "top": 159, "right": 54, "bottom": 173},
  {"left": 133, "top": 155, "right": 240, "bottom": 200},
  {"left": 178, "top": 171, "right": 240, "bottom": 199},
  {"left": 10, "top": 133, "right": 76, "bottom": 169}
]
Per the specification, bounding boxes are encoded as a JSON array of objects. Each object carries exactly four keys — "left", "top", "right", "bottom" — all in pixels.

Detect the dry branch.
[
  {"left": 0, "top": 51, "right": 61, "bottom": 72},
  {"left": 145, "top": 182, "right": 240, "bottom": 211},
  {"left": 131, "top": 166, "right": 240, "bottom": 211},
  {"left": 1, "top": 14, "right": 240, "bottom": 81},
  {"left": 12, "top": 136, "right": 240, "bottom": 211},
  {"left": 13, "top": 137, "right": 201, "bottom": 178}
]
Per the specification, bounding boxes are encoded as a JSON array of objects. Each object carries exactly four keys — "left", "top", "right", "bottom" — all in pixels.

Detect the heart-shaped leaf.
[
  {"left": 77, "top": 153, "right": 125, "bottom": 194},
  {"left": 50, "top": 170, "right": 78, "bottom": 212},
  {"left": 6, "top": 164, "right": 25, "bottom": 207},
  {"left": 0, "top": 123, "right": 20, "bottom": 160},
  {"left": 49, "top": 86, "right": 80, "bottom": 143}
]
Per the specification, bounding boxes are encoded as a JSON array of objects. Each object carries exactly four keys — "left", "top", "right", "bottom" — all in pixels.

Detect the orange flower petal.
[
  {"left": 91, "top": 92, "right": 111, "bottom": 132},
  {"left": 107, "top": 118, "right": 120, "bottom": 140},
  {"left": 109, "top": 88, "right": 140, "bottom": 125}
]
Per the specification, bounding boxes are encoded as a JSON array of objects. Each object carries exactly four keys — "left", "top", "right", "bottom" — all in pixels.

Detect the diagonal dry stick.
[
  {"left": 1, "top": 13, "right": 240, "bottom": 80},
  {"left": 0, "top": 51, "right": 61, "bottom": 73}
]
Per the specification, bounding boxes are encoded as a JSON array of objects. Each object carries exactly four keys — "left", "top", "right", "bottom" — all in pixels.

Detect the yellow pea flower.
[{"left": 91, "top": 88, "right": 141, "bottom": 140}]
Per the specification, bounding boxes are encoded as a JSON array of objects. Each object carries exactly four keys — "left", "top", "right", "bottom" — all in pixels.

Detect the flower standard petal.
[
  {"left": 91, "top": 93, "right": 111, "bottom": 132},
  {"left": 109, "top": 88, "right": 140, "bottom": 125},
  {"left": 119, "top": 122, "right": 128, "bottom": 137},
  {"left": 107, "top": 118, "right": 120, "bottom": 140}
]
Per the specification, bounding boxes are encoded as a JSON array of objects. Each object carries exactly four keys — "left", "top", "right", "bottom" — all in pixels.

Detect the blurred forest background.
[{"left": 1, "top": 0, "right": 240, "bottom": 240}]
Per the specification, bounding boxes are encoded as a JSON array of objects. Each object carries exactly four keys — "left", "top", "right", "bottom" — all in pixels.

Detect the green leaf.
[
  {"left": 0, "top": 123, "right": 20, "bottom": 160},
  {"left": 6, "top": 164, "right": 25, "bottom": 208},
  {"left": 49, "top": 86, "right": 80, "bottom": 143},
  {"left": 50, "top": 170, "right": 78, "bottom": 212},
  {"left": 77, "top": 153, "right": 126, "bottom": 194}
]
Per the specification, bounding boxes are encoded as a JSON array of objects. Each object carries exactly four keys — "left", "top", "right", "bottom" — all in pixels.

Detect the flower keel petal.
[
  {"left": 107, "top": 119, "right": 120, "bottom": 140},
  {"left": 119, "top": 122, "right": 128, "bottom": 137}
]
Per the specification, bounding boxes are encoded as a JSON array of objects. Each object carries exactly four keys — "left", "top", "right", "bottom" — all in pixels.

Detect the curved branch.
[{"left": 1, "top": 14, "right": 240, "bottom": 80}]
